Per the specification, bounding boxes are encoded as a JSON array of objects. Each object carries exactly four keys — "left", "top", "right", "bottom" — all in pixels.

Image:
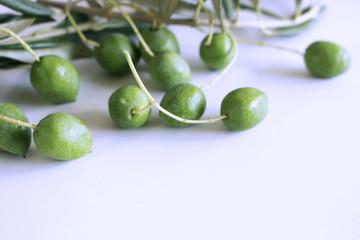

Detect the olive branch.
[{"left": 0, "top": 0, "right": 326, "bottom": 68}]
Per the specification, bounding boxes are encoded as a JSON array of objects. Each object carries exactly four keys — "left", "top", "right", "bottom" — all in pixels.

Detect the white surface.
[{"left": 1, "top": 1, "right": 360, "bottom": 240}]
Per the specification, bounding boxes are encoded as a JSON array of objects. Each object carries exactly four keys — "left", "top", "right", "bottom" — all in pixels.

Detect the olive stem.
[
  {"left": 201, "top": 31, "right": 238, "bottom": 91},
  {"left": 192, "top": 2, "right": 202, "bottom": 22},
  {"left": 0, "top": 27, "right": 40, "bottom": 62},
  {"left": 107, "top": 0, "right": 155, "bottom": 58},
  {"left": 124, "top": 50, "right": 227, "bottom": 124},
  {"left": 65, "top": 6, "right": 101, "bottom": 47},
  {"left": 197, "top": 0, "right": 214, "bottom": 46},
  {"left": 0, "top": 114, "right": 39, "bottom": 131},
  {"left": 131, "top": 103, "right": 154, "bottom": 115},
  {"left": 117, "top": 2, "right": 158, "bottom": 29},
  {"left": 294, "top": 0, "right": 303, "bottom": 20},
  {"left": 236, "top": 38, "right": 304, "bottom": 56}
]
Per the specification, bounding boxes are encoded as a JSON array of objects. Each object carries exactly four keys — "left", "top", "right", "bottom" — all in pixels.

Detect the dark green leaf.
[
  {"left": 223, "top": 0, "right": 238, "bottom": 22},
  {"left": 0, "top": 56, "right": 26, "bottom": 68},
  {"left": 158, "top": 0, "right": 180, "bottom": 24},
  {"left": 0, "top": 0, "right": 53, "bottom": 16},
  {"left": 0, "top": 13, "right": 54, "bottom": 25}
]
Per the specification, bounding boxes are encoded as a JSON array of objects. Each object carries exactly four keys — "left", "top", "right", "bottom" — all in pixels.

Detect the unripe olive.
[
  {"left": 30, "top": 55, "right": 79, "bottom": 103},
  {"left": 33, "top": 112, "right": 92, "bottom": 161},
  {"left": 304, "top": 41, "right": 350, "bottom": 78},
  {"left": 159, "top": 83, "right": 206, "bottom": 128},
  {"left": 199, "top": 33, "right": 235, "bottom": 70},
  {"left": 148, "top": 51, "right": 191, "bottom": 90},
  {"left": 221, "top": 87, "right": 268, "bottom": 131},
  {"left": 0, "top": 103, "right": 31, "bottom": 156},
  {"left": 94, "top": 33, "right": 140, "bottom": 75},
  {"left": 108, "top": 85, "right": 151, "bottom": 129},
  {"left": 139, "top": 27, "right": 179, "bottom": 62}
]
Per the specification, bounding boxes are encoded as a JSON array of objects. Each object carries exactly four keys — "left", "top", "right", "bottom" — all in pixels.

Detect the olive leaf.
[
  {"left": 0, "top": 18, "right": 34, "bottom": 39},
  {"left": 158, "top": 0, "right": 180, "bottom": 24},
  {"left": 0, "top": 23, "right": 149, "bottom": 68},
  {"left": 265, "top": 5, "right": 325, "bottom": 36},
  {"left": 0, "top": 13, "right": 54, "bottom": 25},
  {"left": 223, "top": 0, "right": 238, "bottom": 22},
  {"left": 0, "top": 0, "right": 53, "bottom": 16},
  {"left": 55, "top": 12, "right": 91, "bottom": 28},
  {"left": 239, "top": 3, "right": 282, "bottom": 19},
  {"left": 86, "top": 0, "right": 102, "bottom": 8},
  {"left": 264, "top": 18, "right": 315, "bottom": 36},
  {"left": 0, "top": 42, "right": 92, "bottom": 64},
  {"left": 0, "top": 57, "right": 26, "bottom": 68}
]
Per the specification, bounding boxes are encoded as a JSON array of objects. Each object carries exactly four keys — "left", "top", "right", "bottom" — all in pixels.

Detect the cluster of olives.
[
  {"left": 0, "top": 21, "right": 351, "bottom": 160},
  {"left": 103, "top": 26, "right": 350, "bottom": 132},
  {"left": 102, "top": 27, "right": 268, "bottom": 130},
  {"left": 0, "top": 103, "right": 92, "bottom": 160}
]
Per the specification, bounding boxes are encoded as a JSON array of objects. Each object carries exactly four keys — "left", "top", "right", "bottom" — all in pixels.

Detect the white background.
[{"left": 1, "top": 1, "right": 359, "bottom": 240}]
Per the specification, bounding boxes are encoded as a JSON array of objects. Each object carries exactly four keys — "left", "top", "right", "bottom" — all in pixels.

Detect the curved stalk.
[
  {"left": 124, "top": 51, "right": 227, "bottom": 125},
  {"left": 107, "top": 0, "right": 155, "bottom": 58},
  {"left": 0, "top": 27, "right": 40, "bottom": 62},
  {"left": 197, "top": 0, "right": 214, "bottom": 46}
]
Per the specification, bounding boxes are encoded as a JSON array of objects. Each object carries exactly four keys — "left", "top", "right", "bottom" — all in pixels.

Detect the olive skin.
[
  {"left": 33, "top": 113, "right": 92, "bottom": 161},
  {"left": 221, "top": 87, "right": 268, "bottom": 131},
  {"left": 108, "top": 85, "right": 151, "bottom": 129},
  {"left": 0, "top": 103, "right": 31, "bottom": 156},
  {"left": 30, "top": 55, "right": 80, "bottom": 103},
  {"left": 94, "top": 33, "right": 140, "bottom": 75},
  {"left": 304, "top": 41, "right": 350, "bottom": 78},
  {"left": 159, "top": 83, "right": 206, "bottom": 128},
  {"left": 139, "top": 27, "right": 179, "bottom": 62},
  {"left": 148, "top": 51, "right": 191, "bottom": 90},
  {"left": 199, "top": 33, "right": 235, "bottom": 70}
]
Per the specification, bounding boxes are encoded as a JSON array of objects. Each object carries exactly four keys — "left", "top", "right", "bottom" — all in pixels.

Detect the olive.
[
  {"left": 199, "top": 33, "right": 235, "bottom": 70},
  {"left": 221, "top": 87, "right": 268, "bottom": 131},
  {"left": 108, "top": 85, "right": 151, "bottom": 129},
  {"left": 304, "top": 41, "right": 350, "bottom": 78},
  {"left": 0, "top": 103, "right": 31, "bottom": 156},
  {"left": 33, "top": 112, "right": 92, "bottom": 161},
  {"left": 148, "top": 51, "right": 191, "bottom": 90},
  {"left": 94, "top": 33, "right": 140, "bottom": 75},
  {"left": 159, "top": 83, "right": 206, "bottom": 127},
  {"left": 139, "top": 27, "right": 179, "bottom": 62},
  {"left": 30, "top": 55, "right": 80, "bottom": 103}
]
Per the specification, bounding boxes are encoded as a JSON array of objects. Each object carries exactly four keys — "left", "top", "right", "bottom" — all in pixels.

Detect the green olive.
[
  {"left": 304, "top": 41, "right": 350, "bottom": 78},
  {"left": 148, "top": 51, "right": 191, "bottom": 90},
  {"left": 199, "top": 33, "right": 235, "bottom": 70},
  {"left": 221, "top": 87, "right": 268, "bottom": 131},
  {"left": 108, "top": 85, "right": 151, "bottom": 129},
  {"left": 139, "top": 27, "right": 179, "bottom": 62},
  {"left": 94, "top": 33, "right": 140, "bottom": 75},
  {"left": 33, "top": 112, "right": 92, "bottom": 161},
  {"left": 159, "top": 83, "right": 206, "bottom": 128},
  {"left": 0, "top": 103, "right": 31, "bottom": 156},
  {"left": 30, "top": 55, "right": 79, "bottom": 103}
]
